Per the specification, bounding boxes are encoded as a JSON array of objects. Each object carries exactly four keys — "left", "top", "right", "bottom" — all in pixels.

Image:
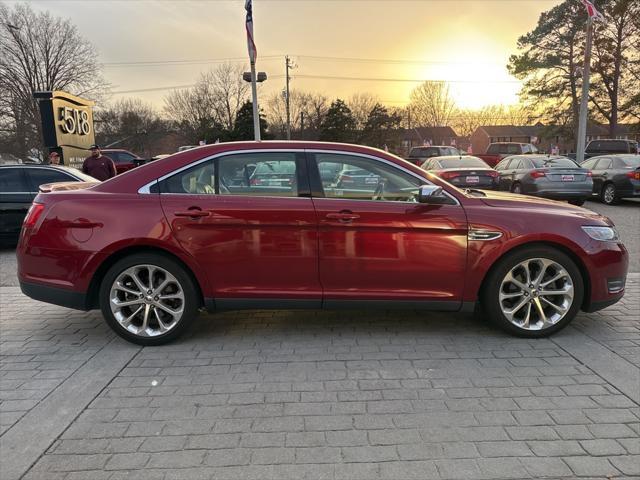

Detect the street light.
[{"left": 242, "top": 72, "right": 267, "bottom": 83}]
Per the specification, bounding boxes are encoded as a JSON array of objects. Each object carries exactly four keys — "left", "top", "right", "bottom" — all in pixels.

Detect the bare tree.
[
  {"left": 347, "top": 93, "right": 379, "bottom": 130},
  {"left": 409, "top": 82, "right": 456, "bottom": 127},
  {"left": 0, "top": 2, "right": 106, "bottom": 157},
  {"left": 266, "top": 90, "right": 312, "bottom": 137},
  {"left": 95, "top": 98, "right": 166, "bottom": 156},
  {"left": 163, "top": 63, "right": 249, "bottom": 138}
]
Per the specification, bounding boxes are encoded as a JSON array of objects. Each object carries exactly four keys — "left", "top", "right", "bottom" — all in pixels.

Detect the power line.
[
  {"left": 103, "top": 55, "right": 281, "bottom": 68},
  {"left": 293, "top": 74, "right": 520, "bottom": 84},
  {"left": 112, "top": 75, "right": 285, "bottom": 94},
  {"left": 294, "top": 54, "right": 504, "bottom": 67}
]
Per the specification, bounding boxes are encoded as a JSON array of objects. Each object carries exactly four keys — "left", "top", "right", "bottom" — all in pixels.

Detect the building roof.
[
  {"left": 401, "top": 126, "right": 458, "bottom": 140},
  {"left": 477, "top": 125, "right": 544, "bottom": 137}
]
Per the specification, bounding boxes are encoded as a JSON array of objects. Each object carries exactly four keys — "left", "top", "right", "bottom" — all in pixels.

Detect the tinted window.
[
  {"left": 439, "top": 157, "right": 489, "bottom": 168},
  {"left": 487, "top": 144, "right": 501, "bottom": 155},
  {"left": 410, "top": 147, "right": 438, "bottom": 158},
  {"left": 26, "top": 169, "right": 75, "bottom": 190},
  {"left": 160, "top": 160, "right": 215, "bottom": 194},
  {"left": 315, "top": 153, "right": 420, "bottom": 202},
  {"left": 531, "top": 158, "right": 580, "bottom": 168},
  {"left": 0, "top": 168, "right": 28, "bottom": 192},
  {"left": 494, "top": 158, "right": 511, "bottom": 171},
  {"left": 509, "top": 159, "right": 523, "bottom": 170},
  {"left": 611, "top": 158, "right": 626, "bottom": 169},
  {"left": 221, "top": 152, "right": 298, "bottom": 197},
  {"left": 594, "top": 158, "right": 612, "bottom": 170}
]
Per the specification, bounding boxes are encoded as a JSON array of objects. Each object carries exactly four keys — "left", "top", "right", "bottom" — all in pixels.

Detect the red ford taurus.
[{"left": 17, "top": 142, "right": 628, "bottom": 345}]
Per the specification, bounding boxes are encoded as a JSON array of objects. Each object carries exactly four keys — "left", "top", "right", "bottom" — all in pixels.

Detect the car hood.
[{"left": 476, "top": 190, "right": 609, "bottom": 221}]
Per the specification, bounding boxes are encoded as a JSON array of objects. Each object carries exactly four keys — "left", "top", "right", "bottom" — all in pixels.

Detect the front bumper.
[{"left": 581, "top": 241, "right": 628, "bottom": 313}]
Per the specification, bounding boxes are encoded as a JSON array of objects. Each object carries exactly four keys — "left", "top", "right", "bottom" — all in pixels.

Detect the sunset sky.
[{"left": 19, "top": 0, "right": 563, "bottom": 110}]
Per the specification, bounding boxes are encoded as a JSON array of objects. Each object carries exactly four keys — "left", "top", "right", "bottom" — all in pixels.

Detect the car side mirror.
[{"left": 417, "top": 185, "right": 450, "bottom": 204}]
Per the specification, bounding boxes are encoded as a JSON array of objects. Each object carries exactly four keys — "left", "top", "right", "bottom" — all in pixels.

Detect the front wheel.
[
  {"left": 569, "top": 199, "right": 585, "bottom": 206},
  {"left": 481, "top": 247, "right": 583, "bottom": 337},
  {"left": 99, "top": 253, "right": 200, "bottom": 345}
]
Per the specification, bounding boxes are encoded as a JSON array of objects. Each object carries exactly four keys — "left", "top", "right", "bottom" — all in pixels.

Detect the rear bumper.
[{"left": 20, "top": 281, "right": 90, "bottom": 311}]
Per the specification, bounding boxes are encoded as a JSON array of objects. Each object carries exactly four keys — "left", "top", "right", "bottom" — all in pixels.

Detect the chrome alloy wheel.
[
  {"left": 109, "top": 264, "right": 185, "bottom": 337},
  {"left": 498, "top": 258, "right": 574, "bottom": 331},
  {"left": 603, "top": 184, "right": 616, "bottom": 204}
]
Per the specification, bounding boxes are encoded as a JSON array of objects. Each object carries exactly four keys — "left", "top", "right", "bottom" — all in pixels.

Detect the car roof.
[
  {"left": 430, "top": 155, "right": 483, "bottom": 161},
  {"left": 411, "top": 145, "right": 454, "bottom": 149},
  {"left": 503, "top": 155, "right": 568, "bottom": 160},
  {"left": 588, "top": 153, "right": 640, "bottom": 159}
]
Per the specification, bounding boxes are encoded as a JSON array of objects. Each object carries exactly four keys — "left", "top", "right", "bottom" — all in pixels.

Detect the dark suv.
[{"left": 569, "top": 139, "right": 639, "bottom": 161}]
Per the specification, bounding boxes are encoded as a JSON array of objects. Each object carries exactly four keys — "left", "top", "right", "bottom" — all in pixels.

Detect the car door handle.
[
  {"left": 174, "top": 209, "right": 209, "bottom": 218},
  {"left": 326, "top": 212, "right": 360, "bottom": 222}
]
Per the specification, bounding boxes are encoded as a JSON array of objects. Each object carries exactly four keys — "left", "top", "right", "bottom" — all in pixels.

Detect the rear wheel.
[
  {"left": 601, "top": 183, "right": 619, "bottom": 205},
  {"left": 481, "top": 246, "right": 583, "bottom": 337},
  {"left": 511, "top": 182, "right": 522, "bottom": 194},
  {"left": 99, "top": 253, "right": 200, "bottom": 345}
]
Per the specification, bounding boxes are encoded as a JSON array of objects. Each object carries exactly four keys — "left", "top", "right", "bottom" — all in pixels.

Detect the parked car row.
[{"left": 419, "top": 152, "right": 640, "bottom": 206}]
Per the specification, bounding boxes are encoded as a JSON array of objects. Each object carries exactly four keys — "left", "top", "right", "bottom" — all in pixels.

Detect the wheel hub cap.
[
  {"left": 499, "top": 258, "right": 574, "bottom": 331},
  {"left": 109, "top": 264, "right": 185, "bottom": 337}
]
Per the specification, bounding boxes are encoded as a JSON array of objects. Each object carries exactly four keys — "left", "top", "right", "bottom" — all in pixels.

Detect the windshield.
[
  {"left": 531, "top": 157, "right": 580, "bottom": 169},
  {"left": 439, "top": 157, "right": 489, "bottom": 168}
]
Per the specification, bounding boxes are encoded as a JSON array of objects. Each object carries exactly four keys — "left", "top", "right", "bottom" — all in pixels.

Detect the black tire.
[
  {"left": 569, "top": 199, "right": 585, "bottom": 206},
  {"left": 99, "top": 253, "right": 200, "bottom": 345},
  {"left": 481, "top": 246, "right": 584, "bottom": 338},
  {"left": 511, "top": 182, "right": 522, "bottom": 194},
  {"left": 601, "top": 182, "right": 619, "bottom": 205}
]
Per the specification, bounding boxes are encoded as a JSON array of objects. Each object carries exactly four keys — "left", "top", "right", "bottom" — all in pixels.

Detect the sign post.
[
  {"left": 34, "top": 91, "right": 95, "bottom": 168},
  {"left": 245, "top": 0, "right": 260, "bottom": 141},
  {"left": 575, "top": 17, "right": 593, "bottom": 164}
]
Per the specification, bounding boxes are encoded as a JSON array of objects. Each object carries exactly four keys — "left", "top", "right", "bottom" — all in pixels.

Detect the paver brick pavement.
[{"left": 2, "top": 275, "right": 639, "bottom": 479}]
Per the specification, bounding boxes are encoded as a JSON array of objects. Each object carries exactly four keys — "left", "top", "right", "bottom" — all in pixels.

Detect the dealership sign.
[{"left": 35, "top": 91, "right": 95, "bottom": 168}]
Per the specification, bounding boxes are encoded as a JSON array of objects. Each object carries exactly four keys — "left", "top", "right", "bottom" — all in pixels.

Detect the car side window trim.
[
  {"left": 145, "top": 149, "right": 311, "bottom": 199},
  {"left": 305, "top": 149, "right": 460, "bottom": 206}
]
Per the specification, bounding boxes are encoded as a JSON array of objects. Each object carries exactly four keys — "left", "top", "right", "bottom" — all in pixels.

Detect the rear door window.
[
  {"left": 25, "top": 168, "right": 75, "bottom": 191},
  {"left": 0, "top": 168, "right": 29, "bottom": 193},
  {"left": 495, "top": 158, "right": 511, "bottom": 170},
  {"left": 594, "top": 158, "right": 612, "bottom": 170}
]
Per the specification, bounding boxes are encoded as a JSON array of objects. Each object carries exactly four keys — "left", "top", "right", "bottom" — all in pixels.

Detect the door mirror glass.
[{"left": 417, "top": 185, "right": 449, "bottom": 204}]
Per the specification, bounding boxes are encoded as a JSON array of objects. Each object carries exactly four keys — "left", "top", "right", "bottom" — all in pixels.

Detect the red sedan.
[{"left": 17, "top": 142, "right": 628, "bottom": 345}]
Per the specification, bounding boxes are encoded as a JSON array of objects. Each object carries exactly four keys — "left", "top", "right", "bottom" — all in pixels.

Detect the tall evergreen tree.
[{"left": 319, "top": 99, "right": 356, "bottom": 143}]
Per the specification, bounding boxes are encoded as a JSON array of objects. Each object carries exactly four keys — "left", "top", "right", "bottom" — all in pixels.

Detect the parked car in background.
[
  {"left": 101, "top": 149, "right": 142, "bottom": 175},
  {"left": 17, "top": 142, "right": 627, "bottom": 345},
  {"left": 581, "top": 154, "right": 640, "bottom": 205},
  {"left": 420, "top": 155, "right": 499, "bottom": 190},
  {"left": 568, "top": 139, "right": 639, "bottom": 162},
  {"left": 406, "top": 145, "right": 459, "bottom": 166},
  {"left": 0, "top": 164, "right": 97, "bottom": 245},
  {"left": 477, "top": 142, "right": 538, "bottom": 167},
  {"left": 495, "top": 155, "right": 592, "bottom": 205}
]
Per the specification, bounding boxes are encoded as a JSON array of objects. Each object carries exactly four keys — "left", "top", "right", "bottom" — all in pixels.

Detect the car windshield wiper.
[{"left": 464, "top": 188, "right": 487, "bottom": 197}]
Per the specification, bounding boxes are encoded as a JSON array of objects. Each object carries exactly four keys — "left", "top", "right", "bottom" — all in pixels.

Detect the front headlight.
[{"left": 582, "top": 226, "right": 619, "bottom": 241}]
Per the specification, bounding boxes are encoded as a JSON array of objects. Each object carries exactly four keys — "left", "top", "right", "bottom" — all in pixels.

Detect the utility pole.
[
  {"left": 285, "top": 55, "right": 292, "bottom": 140},
  {"left": 576, "top": 17, "right": 593, "bottom": 164}
]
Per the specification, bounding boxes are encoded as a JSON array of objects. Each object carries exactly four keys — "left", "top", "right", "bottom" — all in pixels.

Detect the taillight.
[
  {"left": 530, "top": 170, "right": 546, "bottom": 179},
  {"left": 440, "top": 171, "right": 461, "bottom": 180},
  {"left": 250, "top": 178, "right": 262, "bottom": 185},
  {"left": 23, "top": 203, "right": 45, "bottom": 228},
  {"left": 626, "top": 171, "right": 640, "bottom": 180},
  {"left": 487, "top": 171, "right": 500, "bottom": 178},
  {"left": 586, "top": 171, "right": 593, "bottom": 177}
]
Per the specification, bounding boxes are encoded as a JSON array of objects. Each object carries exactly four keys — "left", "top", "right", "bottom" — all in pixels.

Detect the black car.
[
  {"left": 569, "top": 139, "right": 639, "bottom": 161},
  {"left": 494, "top": 155, "right": 593, "bottom": 205},
  {"left": 420, "top": 155, "right": 499, "bottom": 190},
  {"left": 0, "top": 164, "right": 96, "bottom": 245},
  {"left": 581, "top": 154, "right": 640, "bottom": 204}
]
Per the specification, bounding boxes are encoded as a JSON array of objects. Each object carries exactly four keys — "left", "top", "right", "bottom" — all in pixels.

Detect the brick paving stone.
[{"left": 1, "top": 276, "right": 639, "bottom": 479}]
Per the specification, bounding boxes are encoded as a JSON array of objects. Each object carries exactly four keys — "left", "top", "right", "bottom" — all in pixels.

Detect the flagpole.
[
  {"left": 576, "top": 16, "right": 593, "bottom": 164},
  {"left": 250, "top": 60, "right": 261, "bottom": 141}
]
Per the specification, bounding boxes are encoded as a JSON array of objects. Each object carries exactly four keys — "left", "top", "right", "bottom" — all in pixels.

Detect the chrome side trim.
[{"left": 468, "top": 228, "right": 503, "bottom": 241}]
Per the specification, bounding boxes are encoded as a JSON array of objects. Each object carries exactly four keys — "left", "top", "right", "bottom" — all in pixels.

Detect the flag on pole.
[
  {"left": 580, "top": 0, "right": 605, "bottom": 21},
  {"left": 245, "top": 0, "right": 257, "bottom": 63}
]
